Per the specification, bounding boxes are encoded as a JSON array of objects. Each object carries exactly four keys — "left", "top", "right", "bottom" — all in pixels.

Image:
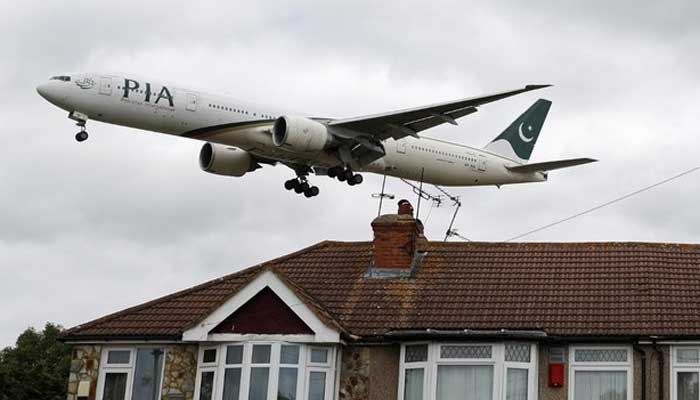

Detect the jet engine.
[
  {"left": 199, "top": 143, "right": 258, "bottom": 177},
  {"left": 272, "top": 116, "right": 336, "bottom": 152}
]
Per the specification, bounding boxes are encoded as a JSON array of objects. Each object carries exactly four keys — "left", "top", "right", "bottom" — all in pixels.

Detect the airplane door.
[
  {"left": 99, "top": 77, "right": 112, "bottom": 95},
  {"left": 478, "top": 154, "right": 487, "bottom": 171},
  {"left": 396, "top": 139, "right": 407, "bottom": 154},
  {"left": 186, "top": 93, "right": 197, "bottom": 111}
]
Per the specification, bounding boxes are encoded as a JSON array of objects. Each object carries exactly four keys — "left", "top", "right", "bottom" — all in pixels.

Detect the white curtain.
[
  {"left": 677, "top": 372, "right": 699, "bottom": 400},
  {"left": 506, "top": 368, "right": 528, "bottom": 400},
  {"left": 574, "top": 371, "right": 627, "bottom": 400},
  {"left": 404, "top": 368, "right": 424, "bottom": 400},
  {"left": 437, "top": 365, "right": 493, "bottom": 400}
]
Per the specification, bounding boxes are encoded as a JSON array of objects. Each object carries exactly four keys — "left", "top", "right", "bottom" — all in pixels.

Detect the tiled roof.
[{"left": 62, "top": 240, "right": 700, "bottom": 340}]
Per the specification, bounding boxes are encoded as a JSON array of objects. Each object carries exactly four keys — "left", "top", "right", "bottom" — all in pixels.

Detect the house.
[{"left": 61, "top": 200, "right": 700, "bottom": 400}]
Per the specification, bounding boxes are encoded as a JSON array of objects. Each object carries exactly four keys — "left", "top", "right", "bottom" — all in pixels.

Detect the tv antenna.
[{"left": 372, "top": 170, "right": 395, "bottom": 216}]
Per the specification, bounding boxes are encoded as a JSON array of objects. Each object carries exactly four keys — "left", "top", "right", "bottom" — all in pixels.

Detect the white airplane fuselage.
[{"left": 37, "top": 73, "right": 547, "bottom": 187}]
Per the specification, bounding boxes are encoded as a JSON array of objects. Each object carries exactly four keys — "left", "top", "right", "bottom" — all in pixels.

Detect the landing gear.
[
  {"left": 69, "top": 111, "right": 90, "bottom": 143},
  {"left": 284, "top": 177, "right": 319, "bottom": 198},
  {"left": 328, "top": 166, "right": 363, "bottom": 186}
]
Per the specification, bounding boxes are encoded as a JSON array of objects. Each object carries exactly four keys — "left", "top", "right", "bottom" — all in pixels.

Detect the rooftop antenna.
[
  {"left": 372, "top": 169, "right": 395, "bottom": 216},
  {"left": 433, "top": 185, "right": 463, "bottom": 242}
]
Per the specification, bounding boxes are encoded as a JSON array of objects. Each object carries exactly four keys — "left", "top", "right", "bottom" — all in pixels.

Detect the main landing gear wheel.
[
  {"left": 75, "top": 131, "right": 89, "bottom": 142},
  {"left": 284, "top": 177, "right": 319, "bottom": 197},
  {"left": 330, "top": 166, "right": 363, "bottom": 186},
  {"left": 304, "top": 186, "right": 320, "bottom": 198}
]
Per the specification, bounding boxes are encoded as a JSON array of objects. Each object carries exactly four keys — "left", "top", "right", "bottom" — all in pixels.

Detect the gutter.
[
  {"left": 59, "top": 335, "right": 182, "bottom": 343},
  {"left": 383, "top": 329, "right": 548, "bottom": 339}
]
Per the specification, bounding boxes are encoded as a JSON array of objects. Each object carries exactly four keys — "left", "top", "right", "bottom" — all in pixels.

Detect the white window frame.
[
  {"left": 96, "top": 346, "right": 167, "bottom": 400},
  {"left": 398, "top": 342, "right": 538, "bottom": 400},
  {"left": 568, "top": 345, "right": 633, "bottom": 400},
  {"left": 194, "top": 342, "right": 337, "bottom": 400},
  {"left": 671, "top": 345, "right": 700, "bottom": 400}
]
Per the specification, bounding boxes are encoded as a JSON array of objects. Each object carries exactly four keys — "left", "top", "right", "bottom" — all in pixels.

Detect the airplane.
[{"left": 36, "top": 73, "right": 596, "bottom": 198}]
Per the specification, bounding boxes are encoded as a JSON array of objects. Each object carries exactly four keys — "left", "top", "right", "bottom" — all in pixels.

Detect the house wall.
[
  {"left": 339, "top": 345, "right": 400, "bottom": 400},
  {"left": 66, "top": 344, "right": 102, "bottom": 400},
  {"left": 538, "top": 345, "right": 568, "bottom": 400},
  {"left": 160, "top": 345, "right": 198, "bottom": 400},
  {"left": 537, "top": 343, "right": 671, "bottom": 400}
]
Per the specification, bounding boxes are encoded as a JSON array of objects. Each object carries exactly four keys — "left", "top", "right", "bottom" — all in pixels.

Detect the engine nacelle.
[
  {"left": 272, "top": 116, "right": 335, "bottom": 152},
  {"left": 199, "top": 143, "right": 256, "bottom": 177}
]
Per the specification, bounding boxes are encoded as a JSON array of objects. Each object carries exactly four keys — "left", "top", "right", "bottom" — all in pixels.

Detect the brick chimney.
[{"left": 370, "top": 200, "right": 426, "bottom": 274}]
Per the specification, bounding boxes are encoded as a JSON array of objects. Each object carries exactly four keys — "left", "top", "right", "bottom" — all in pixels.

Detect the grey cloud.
[{"left": 1, "top": 0, "right": 699, "bottom": 347}]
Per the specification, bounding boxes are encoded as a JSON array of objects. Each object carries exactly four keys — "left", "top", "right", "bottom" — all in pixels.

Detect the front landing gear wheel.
[{"left": 75, "top": 131, "right": 89, "bottom": 142}]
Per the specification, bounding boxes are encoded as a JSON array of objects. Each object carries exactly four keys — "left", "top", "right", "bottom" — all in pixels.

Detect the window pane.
[
  {"left": 203, "top": 349, "right": 217, "bottom": 364},
  {"left": 281, "top": 345, "right": 300, "bottom": 365},
  {"left": 506, "top": 368, "right": 528, "bottom": 400},
  {"left": 310, "top": 348, "right": 328, "bottom": 363},
  {"left": 678, "top": 349, "right": 700, "bottom": 364},
  {"left": 678, "top": 372, "right": 699, "bottom": 400},
  {"left": 252, "top": 345, "right": 271, "bottom": 364},
  {"left": 226, "top": 345, "right": 243, "bottom": 365},
  {"left": 132, "top": 348, "right": 165, "bottom": 400},
  {"left": 436, "top": 365, "right": 493, "bottom": 400},
  {"left": 199, "top": 371, "right": 215, "bottom": 400},
  {"left": 440, "top": 345, "right": 492, "bottom": 359},
  {"left": 308, "top": 371, "right": 326, "bottom": 400},
  {"left": 107, "top": 350, "right": 131, "bottom": 364},
  {"left": 278, "top": 367, "right": 298, "bottom": 400},
  {"left": 505, "top": 344, "right": 531, "bottom": 363},
  {"left": 103, "top": 373, "right": 128, "bottom": 400},
  {"left": 574, "top": 371, "right": 626, "bottom": 400},
  {"left": 405, "top": 345, "right": 428, "bottom": 363},
  {"left": 574, "top": 349, "right": 627, "bottom": 363},
  {"left": 404, "top": 368, "right": 424, "bottom": 400},
  {"left": 249, "top": 367, "right": 270, "bottom": 400},
  {"left": 223, "top": 368, "right": 241, "bottom": 400}
]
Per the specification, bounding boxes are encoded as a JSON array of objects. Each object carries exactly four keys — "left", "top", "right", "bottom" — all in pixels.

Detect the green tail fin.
[{"left": 484, "top": 99, "right": 552, "bottom": 163}]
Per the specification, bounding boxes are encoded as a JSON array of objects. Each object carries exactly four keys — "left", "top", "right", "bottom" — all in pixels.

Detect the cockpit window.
[{"left": 50, "top": 76, "right": 71, "bottom": 82}]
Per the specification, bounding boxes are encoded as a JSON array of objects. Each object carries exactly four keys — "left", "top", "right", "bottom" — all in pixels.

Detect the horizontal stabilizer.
[{"left": 506, "top": 158, "right": 597, "bottom": 173}]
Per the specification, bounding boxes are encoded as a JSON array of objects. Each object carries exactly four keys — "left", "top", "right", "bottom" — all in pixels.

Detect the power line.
[{"left": 504, "top": 165, "right": 700, "bottom": 242}]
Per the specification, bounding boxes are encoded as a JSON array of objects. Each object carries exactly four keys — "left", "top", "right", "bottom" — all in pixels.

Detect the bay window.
[
  {"left": 673, "top": 346, "right": 700, "bottom": 400},
  {"left": 399, "top": 343, "right": 537, "bottom": 400},
  {"left": 194, "top": 343, "right": 336, "bottom": 400},
  {"left": 97, "top": 347, "right": 166, "bottom": 400},
  {"left": 569, "top": 346, "right": 632, "bottom": 400}
]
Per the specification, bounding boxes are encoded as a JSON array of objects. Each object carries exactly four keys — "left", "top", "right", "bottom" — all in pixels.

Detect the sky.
[{"left": 1, "top": 0, "right": 699, "bottom": 347}]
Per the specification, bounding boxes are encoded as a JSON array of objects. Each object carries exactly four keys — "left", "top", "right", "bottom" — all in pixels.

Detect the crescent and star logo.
[
  {"left": 518, "top": 122, "right": 535, "bottom": 143},
  {"left": 75, "top": 78, "right": 96, "bottom": 90}
]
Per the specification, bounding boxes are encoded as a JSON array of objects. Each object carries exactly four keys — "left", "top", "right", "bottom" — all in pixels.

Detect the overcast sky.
[{"left": 1, "top": 0, "right": 699, "bottom": 347}]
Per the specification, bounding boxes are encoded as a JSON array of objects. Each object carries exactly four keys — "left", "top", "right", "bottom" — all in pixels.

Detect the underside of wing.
[
  {"left": 506, "top": 158, "right": 597, "bottom": 173},
  {"left": 329, "top": 84, "right": 551, "bottom": 141}
]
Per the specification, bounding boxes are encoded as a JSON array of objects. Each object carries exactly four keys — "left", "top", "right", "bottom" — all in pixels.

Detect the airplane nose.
[{"left": 36, "top": 83, "right": 50, "bottom": 99}]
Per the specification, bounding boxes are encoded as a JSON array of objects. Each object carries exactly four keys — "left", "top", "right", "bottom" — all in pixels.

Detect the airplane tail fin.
[{"left": 483, "top": 99, "right": 551, "bottom": 163}]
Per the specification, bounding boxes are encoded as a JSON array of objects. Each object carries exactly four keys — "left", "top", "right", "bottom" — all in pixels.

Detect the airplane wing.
[
  {"left": 506, "top": 158, "right": 597, "bottom": 173},
  {"left": 329, "top": 85, "right": 551, "bottom": 141}
]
